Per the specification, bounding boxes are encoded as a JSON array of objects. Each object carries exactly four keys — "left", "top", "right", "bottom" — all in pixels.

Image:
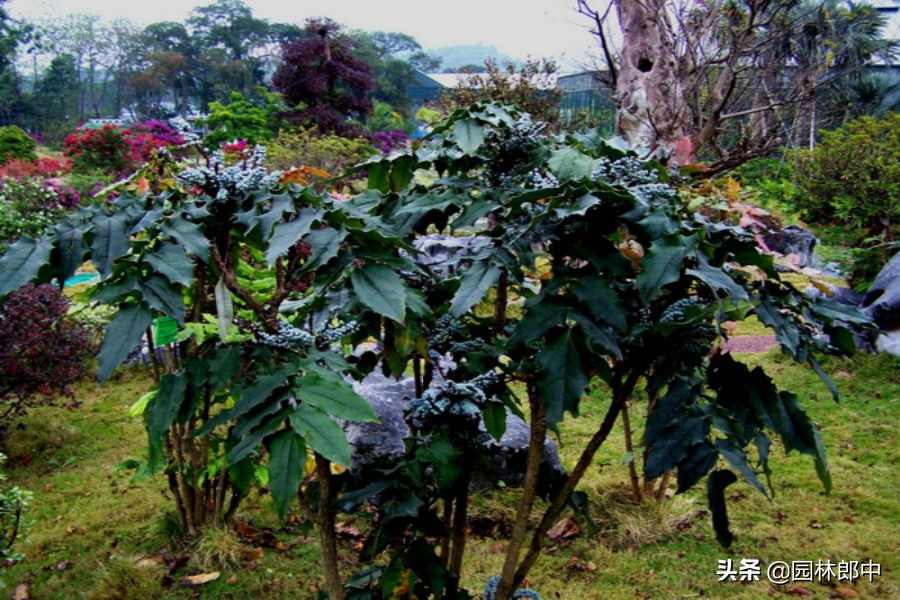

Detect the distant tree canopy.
[{"left": 273, "top": 19, "right": 376, "bottom": 136}]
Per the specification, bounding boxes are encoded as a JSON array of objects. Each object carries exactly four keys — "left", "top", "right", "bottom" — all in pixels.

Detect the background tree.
[
  {"left": 577, "top": 0, "right": 897, "bottom": 170},
  {"left": 33, "top": 54, "right": 78, "bottom": 135},
  {"left": 0, "top": 0, "right": 31, "bottom": 126},
  {"left": 349, "top": 30, "right": 426, "bottom": 114},
  {"left": 187, "top": 0, "right": 270, "bottom": 100},
  {"left": 273, "top": 19, "right": 376, "bottom": 136}
]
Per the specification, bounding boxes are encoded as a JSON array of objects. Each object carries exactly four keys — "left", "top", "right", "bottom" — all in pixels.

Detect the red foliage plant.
[
  {"left": 0, "top": 157, "right": 71, "bottom": 179},
  {"left": 0, "top": 283, "right": 92, "bottom": 423}
]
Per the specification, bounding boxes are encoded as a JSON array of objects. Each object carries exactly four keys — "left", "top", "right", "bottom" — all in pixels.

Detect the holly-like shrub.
[
  {"left": 0, "top": 283, "right": 92, "bottom": 423},
  {"left": 0, "top": 103, "right": 869, "bottom": 600},
  {"left": 0, "top": 126, "right": 37, "bottom": 164}
]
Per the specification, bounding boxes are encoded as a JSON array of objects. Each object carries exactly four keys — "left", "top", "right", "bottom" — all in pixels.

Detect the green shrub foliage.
[
  {"left": 0, "top": 453, "right": 32, "bottom": 570},
  {"left": 264, "top": 127, "right": 376, "bottom": 177},
  {"left": 0, "top": 103, "right": 868, "bottom": 600},
  {"left": 0, "top": 126, "right": 36, "bottom": 164},
  {"left": 792, "top": 114, "right": 900, "bottom": 283}
]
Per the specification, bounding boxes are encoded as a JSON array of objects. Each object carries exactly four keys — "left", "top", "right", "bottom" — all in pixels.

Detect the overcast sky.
[{"left": 6, "top": 0, "right": 599, "bottom": 69}]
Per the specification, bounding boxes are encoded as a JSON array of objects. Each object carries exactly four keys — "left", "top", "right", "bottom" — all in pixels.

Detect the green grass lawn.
[{"left": 3, "top": 350, "right": 898, "bottom": 598}]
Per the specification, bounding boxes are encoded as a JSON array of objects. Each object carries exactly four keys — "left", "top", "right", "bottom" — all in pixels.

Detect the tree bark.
[{"left": 614, "top": 0, "right": 689, "bottom": 150}]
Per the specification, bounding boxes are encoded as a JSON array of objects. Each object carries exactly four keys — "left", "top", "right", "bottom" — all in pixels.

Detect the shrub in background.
[
  {"left": 0, "top": 453, "right": 32, "bottom": 573},
  {"left": 0, "top": 283, "right": 92, "bottom": 424},
  {"left": 264, "top": 126, "right": 376, "bottom": 176},
  {"left": 0, "top": 178, "right": 80, "bottom": 251},
  {"left": 128, "top": 120, "right": 184, "bottom": 163},
  {"left": 202, "top": 92, "right": 278, "bottom": 148},
  {"left": 0, "top": 157, "right": 70, "bottom": 179},
  {"left": 369, "top": 129, "right": 409, "bottom": 154},
  {"left": 64, "top": 125, "right": 135, "bottom": 177},
  {"left": 0, "top": 126, "right": 37, "bottom": 164},
  {"left": 791, "top": 114, "right": 900, "bottom": 285}
]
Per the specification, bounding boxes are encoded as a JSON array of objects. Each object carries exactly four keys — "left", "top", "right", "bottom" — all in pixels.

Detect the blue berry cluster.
[
  {"left": 178, "top": 145, "right": 282, "bottom": 201},
  {"left": 255, "top": 319, "right": 359, "bottom": 350},
  {"left": 407, "top": 371, "right": 500, "bottom": 431},
  {"left": 483, "top": 575, "right": 543, "bottom": 600}
]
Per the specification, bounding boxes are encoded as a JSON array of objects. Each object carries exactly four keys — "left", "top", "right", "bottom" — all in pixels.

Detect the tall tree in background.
[
  {"left": 350, "top": 30, "right": 423, "bottom": 113},
  {"left": 0, "top": 0, "right": 31, "bottom": 126},
  {"left": 578, "top": 0, "right": 896, "bottom": 170},
  {"left": 273, "top": 19, "right": 376, "bottom": 136},
  {"left": 35, "top": 54, "right": 78, "bottom": 129},
  {"left": 187, "top": 0, "right": 270, "bottom": 99}
]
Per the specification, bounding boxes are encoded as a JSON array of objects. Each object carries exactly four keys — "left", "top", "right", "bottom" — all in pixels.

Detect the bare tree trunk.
[{"left": 614, "top": 0, "right": 689, "bottom": 150}]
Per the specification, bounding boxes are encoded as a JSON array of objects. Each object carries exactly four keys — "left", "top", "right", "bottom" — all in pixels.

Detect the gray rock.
[
  {"left": 763, "top": 225, "right": 818, "bottom": 268},
  {"left": 875, "top": 330, "right": 900, "bottom": 356},
  {"left": 411, "top": 234, "right": 491, "bottom": 276},
  {"left": 862, "top": 252, "right": 900, "bottom": 330},
  {"left": 802, "top": 283, "right": 864, "bottom": 306},
  {"left": 344, "top": 371, "right": 564, "bottom": 489}
]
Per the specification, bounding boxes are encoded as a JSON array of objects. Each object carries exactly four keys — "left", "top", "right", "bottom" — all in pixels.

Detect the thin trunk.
[
  {"left": 315, "top": 454, "right": 344, "bottom": 600},
  {"left": 440, "top": 496, "right": 453, "bottom": 569},
  {"left": 413, "top": 354, "right": 423, "bottom": 399},
  {"left": 496, "top": 380, "right": 547, "bottom": 600},
  {"left": 654, "top": 471, "right": 672, "bottom": 504},
  {"left": 446, "top": 470, "right": 471, "bottom": 595},
  {"left": 506, "top": 369, "right": 643, "bottom": 596},
  {"left": 621, "top": 401, "right": 642, "bottom": 502},
  {"left": 493, "top": 270, "right": 509, "bottom": 335}
]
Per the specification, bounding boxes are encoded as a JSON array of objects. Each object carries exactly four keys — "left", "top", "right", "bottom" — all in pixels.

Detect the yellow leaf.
[
  {"left": 725, "top": 177, "right": 741, "bottom": 202},
  {"left": 809, "top": 279, "right": 834, "bottom": 297},
  {"left": 181, "top": 572, "right": 221, "bottom": 587}
]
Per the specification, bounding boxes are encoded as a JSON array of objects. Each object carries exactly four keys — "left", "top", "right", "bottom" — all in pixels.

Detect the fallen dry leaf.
[
  {"left": 843, "top": 515, "right": 856, "bottom": 524},
  {"left": 12, "top": 583, "right": 29, "bottom": 600},
  {"left": 547, "top": 516, "right": 581, "bottom": 541},
  {"left": 835, "top": 587, "right": 860, "bottom": 597},
  {"left": 136, "top": 557, "right": 164, "bottom": 569},
  {"left": 335, "top": 521, "right": 363, "bottom": 538},
  {"left": 227, "top": 576, "right": 238, "bottom": 585},
  {"left": 243, "top": 547, "right": 264, "bottom": 561},
  {"left": 55, "top": 559, "right": 70, "bottom": 571},
  {"left": 65, "top": 526, "right": 76, "bottom": 534},
  {"left": 181, "top": 572, "right": 221, "bottom": 587},
  {"left": 490, "top": 542, "right": 505, "bottom": 554},
  {"left": 786, "top": 587, "right": 813, "bottom": 596}
]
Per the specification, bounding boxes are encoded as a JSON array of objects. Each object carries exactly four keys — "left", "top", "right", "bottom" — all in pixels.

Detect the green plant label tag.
[{"left": 152, "top": 317, "right": 179, "bottom": 347}]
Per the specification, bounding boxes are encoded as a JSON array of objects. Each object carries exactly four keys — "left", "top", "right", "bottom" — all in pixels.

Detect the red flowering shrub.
[
  {"left": 0, "top": 157, "right": 70, "bottom": 179},
  {"left": 128, "top": 120, "right": 184, "bottom": 162},
  {"left": 64, "top": 125, "right": 136, "bottom": 176},
  {"left": 0, "top": 283, "right": 92, "bottom": 423},
  {"left": 222, "top": 139, "right": 248, "bottom": 155},
  {"left": 64, "top": 122, "right": 186, "bottom": 177}
]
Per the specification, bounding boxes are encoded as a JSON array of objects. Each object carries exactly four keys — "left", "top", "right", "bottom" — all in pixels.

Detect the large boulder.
[
  {"left": 763, "top": 225, "right": 818, "bottom": 268},
  {"left": 344, "top": 370, "right": 564, "bottom": 489},
  {"left": 861, "top": 252, "right": 900, "bottom": 330}
]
